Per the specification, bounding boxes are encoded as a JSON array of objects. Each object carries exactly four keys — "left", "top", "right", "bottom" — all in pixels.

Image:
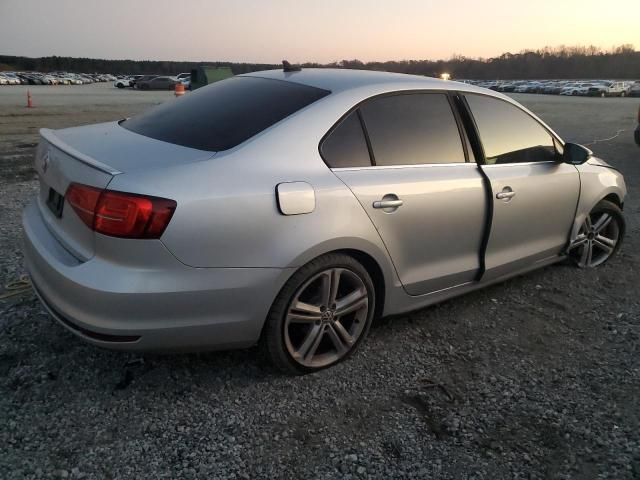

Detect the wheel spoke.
[
  {"left": 593, "top": 213, "right": 612, "bottom": 233},
  {"left": 579, "top": 241, "right": 593, "bottom": 267},
  {"left": 595, "top": 234, "right": 616, "bottom": 248},
  {"left": 332, "top": 320, "right": 354, "bottom": 346},
  {"left": 295, "top": 324, "right": 325, "bottom": 361},
  {"left": 335, "top": 288, "right": 368, "bottom": 317},
  {"left": 329, "top": 269, "right": 341, "bottom": 306},
  {"left": 319, "top": 269, "right": 342, "bottom": 307},
  {"left": 569, "top": 234, "right": 588, "bottom": 250},
  {"left": 288, "top": 301, "right": 322, "bottom": 323},
  {"left": 592, "top": 239, "right": 613, "bottom": 255},
  {"left": 326, "top": 323, "right": 349, "bottom": 355},
  {"left": 584, "top": 215, "right": 593, "bottom": 231}
]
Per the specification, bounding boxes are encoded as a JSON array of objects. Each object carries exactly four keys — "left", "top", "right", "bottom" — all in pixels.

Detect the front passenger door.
[{"left": 464, "top": 94, "right": 580, "bottom": 280}]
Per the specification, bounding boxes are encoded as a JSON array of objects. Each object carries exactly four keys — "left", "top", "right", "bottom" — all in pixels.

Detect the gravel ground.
[{"left": 1, "top": 84, "right": 639, "bottom": 479}]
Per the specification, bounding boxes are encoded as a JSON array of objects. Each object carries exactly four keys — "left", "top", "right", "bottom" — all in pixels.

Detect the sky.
[{"left": 0, "top": 0, "right": 637, "bottom": 63}]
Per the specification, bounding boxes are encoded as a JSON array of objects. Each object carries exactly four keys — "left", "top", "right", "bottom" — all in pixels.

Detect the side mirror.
[{"left": 563, "top": 143, "right": 592, "bottom": 165}]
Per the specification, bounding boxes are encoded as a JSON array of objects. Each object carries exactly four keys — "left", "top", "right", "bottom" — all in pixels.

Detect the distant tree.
[{"left": 0, "top": 45, "right": 638, "bottom": 79}]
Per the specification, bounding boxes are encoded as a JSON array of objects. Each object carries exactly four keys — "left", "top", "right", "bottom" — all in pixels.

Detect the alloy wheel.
[
  {"left": 569, "top": 211, "right": 620, "bottom": 267},
  {"left": 284, "top": 267, "right": 369, "bottom": 368}
]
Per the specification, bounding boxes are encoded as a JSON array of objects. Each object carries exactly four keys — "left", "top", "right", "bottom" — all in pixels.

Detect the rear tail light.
[{"left": 65, "top": 183, "right": 176, "bottom": 239}]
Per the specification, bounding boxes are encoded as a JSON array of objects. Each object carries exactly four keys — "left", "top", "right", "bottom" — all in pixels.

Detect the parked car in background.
[
  {"left": 587, "top": 81, "right": 630, "bottom": 97},
  {"left": 114, "top": 77, "right": 133, "bottom": 88},
  {"left": 515, "top": 81, "right": 544, "bottom": 93},
  {"left": 17, "top": 74, "right": 42, "bottom": 85},
  {"left": 543, "top": 82, "right": 566, "bottom": 95},
  {"left": 136, "top": 76, "right": 179, "bottom": 90},
  {"left": 2, "top": 73, "right": 22, "bottom": 85},
  {"left": 560, "top": 83, "right": 596, "bottom": 96},
  {"left": 629, "top": 81, "right": 640, "bottom": 97},
  {"left": 131, "top": 75, "right": 158, "bottom": 88},
  {"left": 3, "top": 73, "right": 23, "bottom": 84},
  {"left": 128, "top": 75, "right": 145, "bottom": 88},
  {"left": 22, "top": 69, "right": 626, "bottom": 374}
]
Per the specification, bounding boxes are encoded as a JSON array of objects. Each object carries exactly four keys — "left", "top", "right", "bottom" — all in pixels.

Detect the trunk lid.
[{"left": 34, "top": 124, "right": 214, "bottom": 260}]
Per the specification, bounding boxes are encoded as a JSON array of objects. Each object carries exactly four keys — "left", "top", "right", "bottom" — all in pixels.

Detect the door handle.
[
  {"left": 496, "top": 187, "right": 516, "bottom": 201},
  {"left": 373, "top": 199, "right": 403, "bottom": 209}
]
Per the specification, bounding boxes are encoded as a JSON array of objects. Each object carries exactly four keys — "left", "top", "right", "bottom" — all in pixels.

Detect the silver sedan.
[{"left": 22, "top": 68, "right": 627, "bottom": 374}]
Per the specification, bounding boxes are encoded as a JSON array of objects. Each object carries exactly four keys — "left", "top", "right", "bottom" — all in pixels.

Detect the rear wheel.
[
  {"left": 263, "top": 253, "right": 375, "bottom": 374},
  {"left": 568, "top": 200, "right": 624, "bottom": 268}
]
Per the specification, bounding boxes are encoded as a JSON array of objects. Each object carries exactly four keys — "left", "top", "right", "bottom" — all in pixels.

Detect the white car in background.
[
  {"left": 114, "top": 77, "right": 133, "bottom": 88},
  {"left": 560, "top": 83, "right": 596, "bottom": 96},
  {"left": 3, "top": 73, "right": 22, "bottom": 84}
]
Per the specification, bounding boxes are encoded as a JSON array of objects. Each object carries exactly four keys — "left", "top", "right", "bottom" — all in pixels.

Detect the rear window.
[{"left": 122, "top": 76, "right": 330, "bottom": 151}]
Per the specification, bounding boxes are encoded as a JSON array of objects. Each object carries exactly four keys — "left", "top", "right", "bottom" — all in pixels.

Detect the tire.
[
  {"left": 600, "top": 92, "right": 606, "bottom": 98},
  {"left": 140, "top": 84, "right": 149, "bottom": 90},
  {"left": 116, "top": 83, "right": 124, "bottom": 89},
  {"left": 620, "top": 91, "right": 626, "bottom": 98},
  {"left": 263, "top": 253, "right": 376, "bottom": 375},
  {"left": 568, "top": 200, "right": 625, "bottom": 268}
]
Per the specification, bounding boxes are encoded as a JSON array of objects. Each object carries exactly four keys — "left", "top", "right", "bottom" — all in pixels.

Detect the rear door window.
[
  {"left": 320, "top": 111, "right": 371, "bottom": 168},
  {"left": 122, "top": 76, "right": 330, "bottom": 151},
  {"left": 359, "top": 93, "right": 466, "bottom": 166}
]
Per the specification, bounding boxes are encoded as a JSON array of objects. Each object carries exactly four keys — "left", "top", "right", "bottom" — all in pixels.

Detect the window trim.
[
  {"left": 459, "top": 91, "right": 565, "bottom": 167},
  {"left": 331, "top": 162, "right": 477, "bottom": 172},
  {"left": 318, "top": 89, "right": 471, "bottom": 170}
]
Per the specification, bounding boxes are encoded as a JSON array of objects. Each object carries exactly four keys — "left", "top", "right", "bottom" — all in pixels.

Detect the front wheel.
[
  {"left": 263, "top": 253, "right": 375, "bottom": 374},
  {"left": 568, "top": 200, "right": 625, "bottom": 268}
]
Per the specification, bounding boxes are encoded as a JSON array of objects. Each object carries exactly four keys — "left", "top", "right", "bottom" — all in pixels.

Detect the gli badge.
[{"left": 41, "top": 150, "right": 50, "bottom": 173}]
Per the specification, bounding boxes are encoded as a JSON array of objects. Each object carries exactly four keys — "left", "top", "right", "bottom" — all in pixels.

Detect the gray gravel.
[{"left": 1, "top": 86, "right": 639, "bottom": 479}]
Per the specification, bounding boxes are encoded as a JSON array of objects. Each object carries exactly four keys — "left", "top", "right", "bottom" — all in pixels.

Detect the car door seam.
[{"left": 455, "top": 93, "right": 493, "bottom": 281}]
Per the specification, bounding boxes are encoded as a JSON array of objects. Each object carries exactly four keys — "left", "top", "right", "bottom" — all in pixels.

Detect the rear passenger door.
[
  {"left": 463, "top": 93, "right": 580, "bottom": 280},
  {"left": 326, "top": 92, "right": 487, "bottom": 296}
]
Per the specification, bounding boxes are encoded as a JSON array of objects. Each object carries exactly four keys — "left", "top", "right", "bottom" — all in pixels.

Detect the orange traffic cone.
[
  {"left": 27, "top": 90, "right": 33, "bottom": 108},
  {"left": 174, "top": 82, "right": 185, "bottom": 97}
]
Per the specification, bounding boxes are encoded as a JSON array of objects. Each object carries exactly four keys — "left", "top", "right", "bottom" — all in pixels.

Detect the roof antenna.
[{"left": 282, "top": 60, "right": 301, "bottom": 72}]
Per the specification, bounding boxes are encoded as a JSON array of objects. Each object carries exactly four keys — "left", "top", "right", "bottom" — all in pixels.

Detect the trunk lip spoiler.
[{"left": 40, "top": 128, "right": 122, "bottom": 175}]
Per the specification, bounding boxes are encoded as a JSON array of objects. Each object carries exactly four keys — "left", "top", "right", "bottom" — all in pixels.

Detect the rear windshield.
[{"left": 122, "top": 76, "right": 330, "bottom": 151}]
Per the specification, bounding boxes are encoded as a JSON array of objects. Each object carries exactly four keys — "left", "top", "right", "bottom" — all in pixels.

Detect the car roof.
[
  {"left": 242, "top": 68, "right": 497, "bottom": 97},
  {"left": 241, "top": 68, "right": 563, "bottom": 146}
]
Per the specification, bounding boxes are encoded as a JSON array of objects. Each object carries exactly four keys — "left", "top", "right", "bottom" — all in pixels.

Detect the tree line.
[{"left": 1, "top": 45, "right": 638, "bottom": 79}]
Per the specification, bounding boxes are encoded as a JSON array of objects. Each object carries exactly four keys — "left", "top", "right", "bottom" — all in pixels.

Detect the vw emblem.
[{"left": 41, "top": 151, "right": 50, "bottom": 173}]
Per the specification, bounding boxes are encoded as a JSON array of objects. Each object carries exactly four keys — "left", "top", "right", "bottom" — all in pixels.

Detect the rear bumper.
[{"left": 22, "top": 201, "right": 293, "bottom": 352}]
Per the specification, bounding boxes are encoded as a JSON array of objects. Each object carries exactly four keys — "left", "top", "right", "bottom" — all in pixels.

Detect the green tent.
[{"left": 190, "top": 66, "right": 233, "bottom": 90}]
